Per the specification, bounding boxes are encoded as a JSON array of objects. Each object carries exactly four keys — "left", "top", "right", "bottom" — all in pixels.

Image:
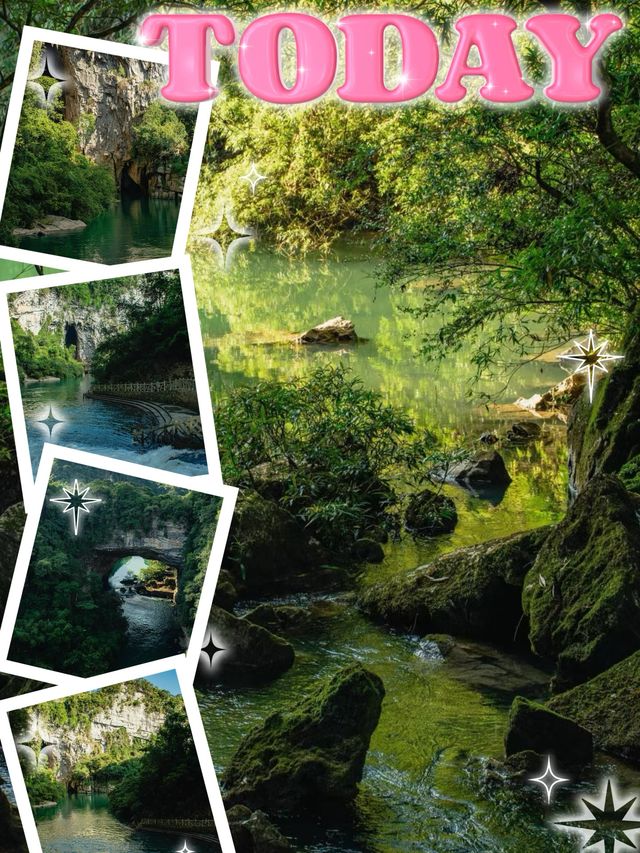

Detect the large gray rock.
[
  {"left": 298, "top": 317, "right": 357, "bottom": 344},
  {"left": 223, "top": 664, "right": 384, "bottom": 814}
]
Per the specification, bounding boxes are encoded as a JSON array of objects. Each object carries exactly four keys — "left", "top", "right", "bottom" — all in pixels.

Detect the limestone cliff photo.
[
  {"left": 9, "top": 671, "right": 220, "bottom": 852},
  {"left": 2, "top": 264, "right": 214, "bottom": 480},
  {"left": 0, "top": 37, "right": 202, "bottom": 265},
  {"left": 4, "top": 458, "right": 223, "bottom": 679}
]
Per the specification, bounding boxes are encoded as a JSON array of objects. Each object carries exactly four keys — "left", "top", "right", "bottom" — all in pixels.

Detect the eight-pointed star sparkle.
[{"left": 50, "top": 480, "right": 101, "bottom": 536}]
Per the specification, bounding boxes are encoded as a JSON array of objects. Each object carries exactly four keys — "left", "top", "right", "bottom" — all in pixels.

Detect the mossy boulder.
[
  {"left": 548, "top": 651, "right": 640, "bottom": 764},
  {"left": 0, "top": 504, "right": 25, "bottom": 623},
  {"left": 223, "top": 490, "right": 328, "bottom": 594},
  {"left": 200, "top": 605, "right": 295, "bottom": 685},
  {"left": 523, "top": 474, "right": 640, "bottom": 690},
  {"left": 359, "top": 527, "right": 550, "bottom": 643},
  {"left": 243, "top": 604, "right": 309, "bottom": 637},
  {"left": 568, "top": 312, "right": 640, "bottom": 494},
  {"left": 353, "top": 537, "right": 384, "bottom": 563},
  {"left": 505, "top": 696, "right": 593, "bottom": 766},
  {"left": 404, "top": 488, "right": 458, "bottom": 536},
  {"left": 222, "top": 664, "right": 384, "bottom": 814}
]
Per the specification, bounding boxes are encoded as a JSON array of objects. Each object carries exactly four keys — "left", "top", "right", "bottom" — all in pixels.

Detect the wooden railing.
[{"left": 90, "top": 379, "right": 196, "bottom": 394}]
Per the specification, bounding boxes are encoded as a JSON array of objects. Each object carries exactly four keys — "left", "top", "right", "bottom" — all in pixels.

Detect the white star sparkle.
[
  {"left": 530, "top": 755, "right": 569, "bottom": 804},
  {"left": 558, "top": 329, "right": 624, "bottom": 404},
  {"left": 35, "top": 405, "right": 64, "bottom": 437},
  {"left": 240, "top": 161, "right": 266, "bottom": 194},
  {"left": 176, "top": 843, "right": 195, "bottom": 853},
  {"left": 50, "top": 480, "right": 101, "bottom": 536}
]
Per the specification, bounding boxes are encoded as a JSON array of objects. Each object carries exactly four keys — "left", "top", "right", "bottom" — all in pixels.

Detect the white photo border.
[
  {"left": 0, "top": 659, "right": 236, "bottom": 853},
  {"left": 0, "top": 255, "right": 223, "bottom": 503},
  {"left": 0, "top": 26, "right": 214, "bottom": 272},
  {"left": 0, "top": 443, "right": 237, "bottom": 688}
]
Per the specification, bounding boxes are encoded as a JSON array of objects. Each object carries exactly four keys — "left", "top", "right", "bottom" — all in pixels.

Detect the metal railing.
[{"left": 90, "top": 379, "right": 197, "bottom": 394}]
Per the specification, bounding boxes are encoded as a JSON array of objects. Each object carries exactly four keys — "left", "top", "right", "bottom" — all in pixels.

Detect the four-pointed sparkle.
[
  {"left": 36, "top": 405, "right": 64, "bottom": 437},
  {"left": 240, "top": 161, "right": 266, "bottom": 194},
  {"left": 176, "top": 843, "right": 195, "bottom": 853},
  {"left": 555, "top": 779, "right": 640, "bottom": 853},
  {"left": 558, "top": 329, "right": 624, "bottom": 404},
  {"left": 50, "top": 480, "right": 101, "bottom": 536},
  {"left": 201, "top": 633, "right": 225, "bottom": 667},
  {"left": 530, "top": 755, "right": 569, "bottom": 804}
]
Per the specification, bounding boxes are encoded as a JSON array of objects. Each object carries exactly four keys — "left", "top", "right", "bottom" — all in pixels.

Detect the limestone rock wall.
[
  {"left": 10, "top": 286, "right": 143, "bottom": 366},
  {"left": 14, "top": 687, "right": 167, "bottom": 784},
  {"left": 93, "top": 519, "right": 188, "bottom": 568},
  {"left": 61, "top": 47, "right": 167, "bottom": 193}
]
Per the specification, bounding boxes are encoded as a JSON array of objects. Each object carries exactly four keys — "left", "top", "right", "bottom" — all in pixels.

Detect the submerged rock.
[
  {"left": 298, "top": 316, "right": 357, "bottom": 344},
  {"left": 505, "top": 696, "right": 593, "bottom": 766},
  {"left": 548, "top": 651, "right": 640, "bottom": 764},
  {"left": 447, "top": 451, "right": 512, "bottom": 486},
  {"left": 12, "top": 215, "right": 86, "bottom": 237},
  {"left": 222, "top": 664, "right": 384, "bottom": 814},
  {"left": 506, "top": 421, "right": 542, "bottom": 443},
  {"left": 359, "top": 527, "right": 549, "bottom": 643},
  {"left": 227, "top": 804, "right": 293, "bottom": 852},
  {"left": 202, "top": 605, "right": 295, "bottom": 685},
  {"left": 404, "top": 488, "right": 458, "bottom": 536},
  {"left": 523, "top": 474, "right": 640, "bottom": 690}
]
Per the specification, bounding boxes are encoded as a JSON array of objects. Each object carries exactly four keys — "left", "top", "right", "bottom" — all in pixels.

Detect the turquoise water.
[
  {"left": 36, "top": 794, "right": 210, "bottom": 853},
  {"left": 22, "top": 376, "right": 208, "bottom": 478},
  {"left": 16, "top": 198, "right": 180, "bottom": 265}
]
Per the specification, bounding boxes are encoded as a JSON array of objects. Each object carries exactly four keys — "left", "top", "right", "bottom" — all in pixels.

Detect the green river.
[{"left": 192, "top": 239, "right": 640, "bottom": 852}]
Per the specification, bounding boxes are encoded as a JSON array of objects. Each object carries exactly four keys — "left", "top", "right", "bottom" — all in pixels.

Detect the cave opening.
[
  {"left": 120, "top": 165, "right": 147, "bottom": 199},
  {"left": 64, "top": 323, "right": 79, "bottom": 359},
  {"left": 108, "top": 555, "right": 177, "bottom": 601}
]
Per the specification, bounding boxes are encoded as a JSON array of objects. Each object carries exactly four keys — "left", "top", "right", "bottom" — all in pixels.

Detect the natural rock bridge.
[{"left": 93, "top": 520, "right": 189, "bottom": 570}]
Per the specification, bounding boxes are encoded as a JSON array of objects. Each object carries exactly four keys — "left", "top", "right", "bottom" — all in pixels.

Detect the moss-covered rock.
[
  {"left": 223, "top": 490, "right": 331, "bottom": 594},
  {"left": 548, "top": 651, "right": 640, "bottom": 764},
  {"left": 523, "top": 474, "right": 640, "bottom": 690},
  {"left": 222, "top": 664, "right": 384, "bottom": 814},
  {"left": 505, "top": 696, "right": 593, "bottom": 766},
  {"left": 0, "top": 503, "right": 25, "bottom": 623},
  {"left": 353, "top": 537, "right": 384, "bottom": 563},
  {"left": 568, "top": 312, "right": 640, "bottom": 494},
  {"left": 200, "top": 605, "right": 295, "bottom": 686},
  {"left": 404, "top": 488, "right": 458, "bottom": 536},
  {"left": 359, "top": 527, "right": 549, "bottom": 643},
  {"left": 243, "top": 604, "right": 309, "bottom": 637}
]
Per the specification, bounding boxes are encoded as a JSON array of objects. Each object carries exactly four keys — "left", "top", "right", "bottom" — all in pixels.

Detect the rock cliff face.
[
  {"left": 60, "top": 47, "right": 167, "bottom": 195},
  {"left": 59, "top": 46, "right": 185, "bottom": 199},
  {"left": 93, "top": 519, "right": 188, "bottom": 568},
  {"left": 14, "top": 686, "right": 167, "bottom": 784},
  {"left": 10, "top": 286, "right": 142, "bottom": 366}
]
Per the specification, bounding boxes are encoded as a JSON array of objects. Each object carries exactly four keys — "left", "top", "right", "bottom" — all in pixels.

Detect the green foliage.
[
  {"left": 109, "top": 710, "right": 211, "bottom": 822},
  {"left": 216, "top": 366, "right": 434, "bottom": 545},
  {"left": 24, "top": 769, "right": 65, "bottom": 805},
  {"left": 619, "top": 456, "right": 640, "bottom": 493},
  {"left": 91, "top": 271, "right": 191, "bottom": 382},
  {"left": 139, "top": 559, "right": 170, "bottom": 584},
  {"left": 2, "top": 93, "right": 115, "bottom": 236},
  {"left": 11, "top": 318, "right": 83, "bottom": 380},
  {"left": 177, "top": 493, "right": 221, "bottom": 626},
  {"left": 132, "top": 102, "right": 188, "bottom": 164}
]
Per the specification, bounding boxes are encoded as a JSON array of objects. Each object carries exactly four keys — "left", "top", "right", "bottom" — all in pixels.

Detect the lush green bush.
[
  {"left": 91, "top": 271, "right": 191, "bottom": 383},
  {"left": 620, "top": 456, "right": 640, "bottom": 493},
  {"left": 216, "top": 366, "right": 435, "bottom": 546},
  {"left": 110, "top": 710, "right": 211, "bottom": 823},
  {"left": 25, "top": 769, "right": 65, "bottom": 805},
  {"left": 2, "top": 92, "right": 115, "bottom": 235},
  {"left": 132, "top": 102, "right": 188, "bottom": 164},
  {"left": 11, "top": 319, "right": 83, "bottom": 380}
]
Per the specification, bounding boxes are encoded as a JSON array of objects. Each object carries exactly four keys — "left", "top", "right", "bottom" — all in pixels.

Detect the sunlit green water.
[
  {"left": 15, "top": 197, "right": 180, "bottom": 265},
  {"left": 191, "top": 240, "right": 626, "bottom": 851},
  {"left": 36, "top": 794, "right": 200, "bottom": 853}
]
